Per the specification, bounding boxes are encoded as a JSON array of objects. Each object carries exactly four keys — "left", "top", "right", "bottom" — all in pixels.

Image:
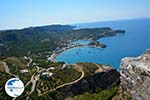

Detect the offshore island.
[{"left": 1, "top": 25, "right": 149, "bottom": 100}]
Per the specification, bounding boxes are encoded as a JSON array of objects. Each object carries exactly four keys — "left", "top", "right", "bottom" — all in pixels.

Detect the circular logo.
[{"left": 5, "top": 78, "right": 24, "bottom": 97}]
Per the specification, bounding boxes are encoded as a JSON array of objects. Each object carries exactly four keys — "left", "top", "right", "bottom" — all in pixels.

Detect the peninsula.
[{"left": 0, "top": 25, "right": 126, "bottom": 100}]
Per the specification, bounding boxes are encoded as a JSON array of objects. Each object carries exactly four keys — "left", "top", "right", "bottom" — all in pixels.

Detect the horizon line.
[{"left": 0, "top": 17, "right": 149, "bottom": 31}]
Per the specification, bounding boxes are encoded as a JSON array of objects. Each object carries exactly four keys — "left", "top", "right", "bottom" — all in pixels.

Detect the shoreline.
[
  {"left": 48, "top": 43, "right": 102, "bottom": 62},
  {"left": 47, "top": 30, "right": 125, "bottom": 63}
]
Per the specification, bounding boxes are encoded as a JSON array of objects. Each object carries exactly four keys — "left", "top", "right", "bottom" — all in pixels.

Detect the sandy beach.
[{"left": 48, "top": 43, "right": 102, "bottom": 62}]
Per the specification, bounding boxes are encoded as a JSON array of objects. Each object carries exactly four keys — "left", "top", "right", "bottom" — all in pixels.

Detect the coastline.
[
  {"left": 47, "top": 29, "right": 125, "bottom": 63},
  {"left": 48, "top": 43, "right": 102, "bottom": 62}
]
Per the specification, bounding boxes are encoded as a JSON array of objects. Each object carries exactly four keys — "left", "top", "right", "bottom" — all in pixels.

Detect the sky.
[{"left": 0, "top": 0, "right": 150, "bottom": 30}]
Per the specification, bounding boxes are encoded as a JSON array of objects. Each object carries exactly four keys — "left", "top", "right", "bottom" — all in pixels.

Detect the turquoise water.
[{"left": 56, "top": 18, "right": 150, "bottom": 69}]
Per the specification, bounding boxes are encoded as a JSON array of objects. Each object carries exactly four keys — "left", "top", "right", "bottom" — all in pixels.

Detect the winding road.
[
  {"left": 27, "top": 57, "right": 32, "bottom": 67},
  {"left": 38, "top": 64, "right": 84, "bottom": 96},
  {"left": 1, "top": 60, "right": 85, "bottom": 97}
]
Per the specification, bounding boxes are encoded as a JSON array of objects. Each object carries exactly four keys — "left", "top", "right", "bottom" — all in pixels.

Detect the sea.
[{"left": 56, "top": 18, "right": 150, "bottom": 69}]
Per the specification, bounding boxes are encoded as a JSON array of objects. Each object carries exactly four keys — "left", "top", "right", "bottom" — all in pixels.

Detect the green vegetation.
[
  {"left": 77, "top": 62, "right": 99, "bottom": 76},
  {"left": 36, "top": 65, "right": 81, "bottom": 96},
  {"left": 0, "top": 59, "right": 123, "bottom": 100},
  {"left": 124, "top": 92, "right": 132, "bottom": 100},
  {"left": 0, "top": 25, "right": 126, "bottom": 100},
  {"left": 88, "top": 41, "right": 106, "bottom": 48},
  {"left": 39, "top": 63, "right": 121, "bottom": 100},
  {"left": 2, "top": 57, "right": 36, "bottom": 84},
  {"left": 53, "top": 67, "right": 81, "bottom": 83},
  {"left": 0, "top": 64, "right": 13, "bottom": 100},
  {"left": 73, "top": 87, "right": 118, "bottom": 100},
  {"left": 0, "top": 25, "right": 125, "bottom": 58}
]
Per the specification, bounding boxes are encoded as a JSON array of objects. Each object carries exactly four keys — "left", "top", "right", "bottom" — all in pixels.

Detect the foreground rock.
[{"left": 120, "top": 50, "right": 150, "bottom": 100}]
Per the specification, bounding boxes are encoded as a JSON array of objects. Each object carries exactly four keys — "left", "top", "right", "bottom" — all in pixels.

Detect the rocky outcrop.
[{"left": 120, "top": 50, "right": 150, "bottom": 100}]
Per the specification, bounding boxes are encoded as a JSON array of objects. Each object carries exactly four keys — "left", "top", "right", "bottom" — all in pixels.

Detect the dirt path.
[
  {"left": 0, "top": 61, "right": 19, "bottom": 78},
  {"left": 38, "top": 64, "right": 84, "bottom": 96},
  {"left": 94, "top": 63, "right": 103, "bottom": 73},
  {"left": 27, "top": 57, "right": 32, "bottom": 67}
]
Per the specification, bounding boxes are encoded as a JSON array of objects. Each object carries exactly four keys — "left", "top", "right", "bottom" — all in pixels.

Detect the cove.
[{"left": 56, "top": 18, "right": 150, "bottom": 69}]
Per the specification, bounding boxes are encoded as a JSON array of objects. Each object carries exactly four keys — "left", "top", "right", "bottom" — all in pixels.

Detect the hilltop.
[{"left": 0, "top": 24, "right": 126, "bottom": 100}]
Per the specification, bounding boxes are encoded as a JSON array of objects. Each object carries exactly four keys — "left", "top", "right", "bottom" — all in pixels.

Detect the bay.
[{"left": 56, "top": 18, "right": 150, "bottom": 69}]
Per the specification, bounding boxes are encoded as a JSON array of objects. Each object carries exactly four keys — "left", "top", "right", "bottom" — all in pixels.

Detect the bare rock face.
[{"left": 120, "top": 51, "right": 150, "bottom": 100}]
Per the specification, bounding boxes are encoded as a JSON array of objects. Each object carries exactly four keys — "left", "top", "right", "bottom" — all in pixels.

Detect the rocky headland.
[{"left": 120, "top": 49, "right": 150, "bottom": 100}]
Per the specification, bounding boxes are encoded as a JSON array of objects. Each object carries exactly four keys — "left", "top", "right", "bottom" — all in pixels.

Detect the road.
[
  {"left": 94, "top": 63, "right": 103, "bottom": 73},
  {"left": 27, "top": 57, "right": 32, "bottom": 67},
  {"left": 1, "top": 60, "right": 84, "bottom": 97},
  {"left": 29, "top": 73, "right": 38, "bottom": 95},
  {"left": 1, "top": 61, "right": 19, "bottom": 100},
  {"left": 1, "top": 61, "right": 19, "bottom": 78},
  {"left": 38, "top": 64, "right": 84, "bottom": 96}
]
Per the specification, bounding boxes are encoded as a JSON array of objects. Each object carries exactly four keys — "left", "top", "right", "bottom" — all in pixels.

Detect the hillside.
[
  {"left": 0, "top": 59, "right": 122, "bottom": 100},
  {"left": 0, "top": 25, "right": 126, "bottom": 100},
  {"left": 0, "top": 25, "right": 125, "bottom": 57}
]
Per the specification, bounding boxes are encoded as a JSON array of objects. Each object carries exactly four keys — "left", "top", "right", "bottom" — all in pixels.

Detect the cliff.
[{"left": 120, "top": 50, "right": 150, "bottom": 100}]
